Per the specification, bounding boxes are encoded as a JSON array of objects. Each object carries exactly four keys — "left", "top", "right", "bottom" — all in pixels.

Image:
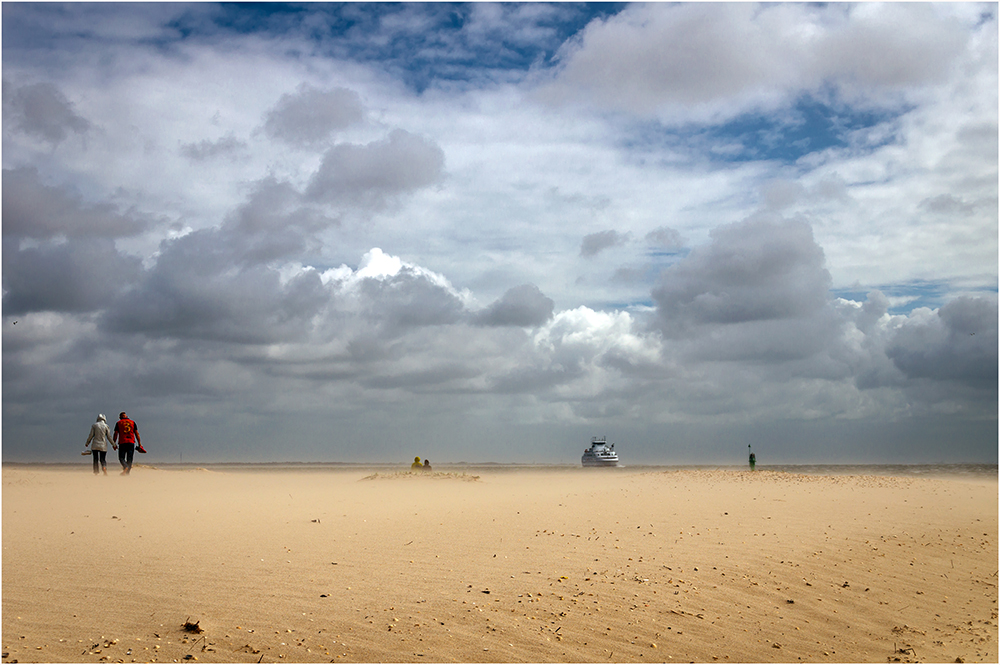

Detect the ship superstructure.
[{"left": 581, "top": 436, "right": 619, "bottom": 467}]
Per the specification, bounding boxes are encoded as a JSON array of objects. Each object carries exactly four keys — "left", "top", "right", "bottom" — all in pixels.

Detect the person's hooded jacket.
[{"left": 86, "top": 414, "right": 113, "bottom": 452}]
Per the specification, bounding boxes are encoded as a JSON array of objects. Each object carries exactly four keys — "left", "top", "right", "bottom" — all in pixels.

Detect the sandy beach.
[{"left": 2, "top": 465, "right": 996, "bottom": 663}]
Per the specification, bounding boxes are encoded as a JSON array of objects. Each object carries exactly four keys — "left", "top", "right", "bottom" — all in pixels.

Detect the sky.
[{"left": 2, "top": 2, "right": 997, "bottom": 465}]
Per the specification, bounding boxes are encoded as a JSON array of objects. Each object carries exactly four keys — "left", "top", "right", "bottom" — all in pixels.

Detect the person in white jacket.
[{"left": 85, "top": 414, "right": 114, "bottom": 475}]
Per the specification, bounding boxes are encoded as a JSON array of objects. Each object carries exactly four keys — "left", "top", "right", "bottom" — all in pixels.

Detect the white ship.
[{"left": 581, "top": 436, "right": 619, "bottom": 467}]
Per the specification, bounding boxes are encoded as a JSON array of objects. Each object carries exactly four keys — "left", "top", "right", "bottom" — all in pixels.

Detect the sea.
[{"left": 15, "top": 461, "right": 994, "bottom": 480}]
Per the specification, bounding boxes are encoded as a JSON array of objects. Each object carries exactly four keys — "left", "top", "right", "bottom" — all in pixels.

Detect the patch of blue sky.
[
  {"left": 833, "top": 281, "right": 969, "bottom": 315},
  {"left": 702, "top": 96, "right": 897, "bottom": 165},
  {"left": 616, "top": 299, "right": 656, "bottom": 313},
  {"left": 976, "top": 5, "right": 998, "bottom": 28},
  {"left": 646, "top": 248, "right": 689, "bottom": 261},
  {"left": 619, "top": 94, "right": 902, "bottom": 168},
  {"left": 164, "top": 3, "right": 627, "bottom": 92}
]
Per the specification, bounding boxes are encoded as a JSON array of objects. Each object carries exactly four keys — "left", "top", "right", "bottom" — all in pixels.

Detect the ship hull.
[{"left": 581, "top": 454, "right": 619, "bottom": 467}]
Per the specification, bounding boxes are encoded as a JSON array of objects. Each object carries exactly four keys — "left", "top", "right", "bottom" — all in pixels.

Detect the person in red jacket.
[{"left": 113, "top": 412, "right": 141, "bottom": 475}]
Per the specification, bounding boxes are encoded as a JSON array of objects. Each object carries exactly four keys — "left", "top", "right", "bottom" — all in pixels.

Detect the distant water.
[
  {"left": 620, "top": 463, "right": 998, "bottom": 480},
  {"left": 758, "top": 463, "right": 998, "bottom": 480},
  {"left": 6, "top": 461, "right": 997, "bottom": 480},
  {"left": 603, "top": 463, "right": 996, "bottom": 479}
]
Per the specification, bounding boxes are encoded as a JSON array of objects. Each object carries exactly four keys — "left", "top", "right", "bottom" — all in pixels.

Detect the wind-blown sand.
[{"left": 2, "top": 465, "right": 996, "bottom": 663}]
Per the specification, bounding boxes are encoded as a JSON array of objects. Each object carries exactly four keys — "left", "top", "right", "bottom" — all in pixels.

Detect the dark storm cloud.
[
  {"left": 887, "top": 295, "right": 998, "bottom": 389},
  {"left": 490, "top": 364, "right": 577, "bottom": 395},
  {"left": 2, "top": 168, "right": 150, "bottom": 316},
  {"left": 653, "top": 215, "right": 830, "bottom": 329},
  {"left": 262, "top": 84, "right": 366, "bottom": 147},
  {"left": 305, "top": 129, "right": 445, "bottom": 207},
  {"left": 2, "top": 238, "right": 143, "bottom": 316},
  {"left": 227, "top": 175, "right": 339, "bottom": 243},
  {"left": 99, "top": 227, "right": 327, "bottom": 344},
  {"left": 361, "top": 363, "right": 482, "bottom": 391},
  {"left": 641, "top": 212, "right": 996, "bottom": 417},
  {"left": 580, "top": 229, "right": 630, "bottom": 257},
  {"left": 651, "top": 214, "right": 837, "bottom": 362},
  {"left": 474, "top": 284, "right": 554, "bottom": 327},
  {"left": 355, "top": 267, "right": 466, "bottom": 333},
  {"left": 2, "top": 168, "right": 149, "bottom": 239},
  {"left": 2, "top": 80, "right": 90, "bottom": 144}
]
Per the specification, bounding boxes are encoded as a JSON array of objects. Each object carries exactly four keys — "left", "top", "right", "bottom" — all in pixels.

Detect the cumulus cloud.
[
  {"left": 650, "top": 214, "right": 842, "bottom": 365},
  {"left": 339, "top": 249, "right": 471, "bottom": 335},
  {"left": 645, "top": 226, "right": 684, "bottom": 249},
  {"left": 809, "top": 3, "right": 970, "bottom": 89},
  {"left": 538, "top": 3, "right": 974, "bottom": 118},
  {"left": 263, "top": 84, "right": 366, "bottom": 147},
  {"left": 887, "top": 295, "right": 998, "bottom": 389},
  {"left": 305, "top": 129, "right": 445, "bottom": 208},
  {"left": 0, "top": 3, "right": 994, "bottom": 463},
  {"left": 580, "top": 229, "right": 630, "bottom": 257},
  {"left": 2, "top": 80, "right": 91, "bottom": 144},
  {"left": 99, "top": 227, "right": 329, "bottom": 344},
  {"left": 97, "top": 241, "right": 473, "bottom": 346},
  {"left": 490, "top": 306, "right": 655, "bottom": 397},
  {"left": 653, "top": 215, "right": 830, "bottom": 329},
  {"left": 226, "top": 175, "right": 339, "bottom": 246},
  {"left": 355, "top": 270, "right": 465, "bottom": 330},
  {"left": 2, "top": 168, "right": 149, "bottom": 239},
  {"left": 3, "top": 238, "right": 144, "bottom": 315},
  {"left": 474, "top": 284, "right": 554, "bottom": 327},
  {"left": 1, "top": 168, "right": 150, "bottom": 315}
]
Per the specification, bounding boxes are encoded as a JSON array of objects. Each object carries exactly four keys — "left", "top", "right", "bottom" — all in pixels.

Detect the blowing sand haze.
[{"left": 2, "top": 466, "right": 997, "bottom": 663}]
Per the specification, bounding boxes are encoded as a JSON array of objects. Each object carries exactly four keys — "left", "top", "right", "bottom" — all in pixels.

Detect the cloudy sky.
[{"left": 3, "top": 2, "right": 997, "bottom": 464}]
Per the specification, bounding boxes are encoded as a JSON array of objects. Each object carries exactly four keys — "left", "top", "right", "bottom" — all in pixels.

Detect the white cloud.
[{"left": 537, "top": 3, "right": 977, "bottom": 121}]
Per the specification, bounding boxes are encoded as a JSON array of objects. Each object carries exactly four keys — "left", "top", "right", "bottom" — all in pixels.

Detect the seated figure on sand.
[
  {"left": 423, "top": 459, "right": 432, "bottom": 472},
  {"left": 411, "top": 456, "right": 423, "bottom": 470}
]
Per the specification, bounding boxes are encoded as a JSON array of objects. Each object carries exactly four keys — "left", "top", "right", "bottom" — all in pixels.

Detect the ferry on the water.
[{"left": 581, "top": 436, "right": 619, "bottom": 467}]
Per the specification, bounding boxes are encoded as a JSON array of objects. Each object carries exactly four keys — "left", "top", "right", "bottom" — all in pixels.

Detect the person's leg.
[
  {"left": 119, "top": 445, "right": 128, "bottom": 473},
  {"left": 93, "top": 451, "right": 100, "bottom": 474},
  {"left": 98, "top": 450, "right": 108, "bottom": 475},
  {"left": 124, "top": 444, "right": 134, "bottom": 473}
]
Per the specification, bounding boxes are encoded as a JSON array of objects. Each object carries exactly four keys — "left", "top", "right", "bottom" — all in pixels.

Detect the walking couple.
[{"left": 85, "top": 412, "right": 144, "bottom": 475}]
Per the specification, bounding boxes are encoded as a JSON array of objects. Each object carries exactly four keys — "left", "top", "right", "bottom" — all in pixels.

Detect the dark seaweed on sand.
[{"left": 182, "top": 619, "right": 203, "bottom": 634}]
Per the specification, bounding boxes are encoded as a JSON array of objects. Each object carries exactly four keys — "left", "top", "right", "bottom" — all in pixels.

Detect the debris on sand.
[
  {"left": 360, "top": 471, "right": 479, "bottom": 482},
  {"left": 183, "top": 619, "right": 204, "bottom": 634}
]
